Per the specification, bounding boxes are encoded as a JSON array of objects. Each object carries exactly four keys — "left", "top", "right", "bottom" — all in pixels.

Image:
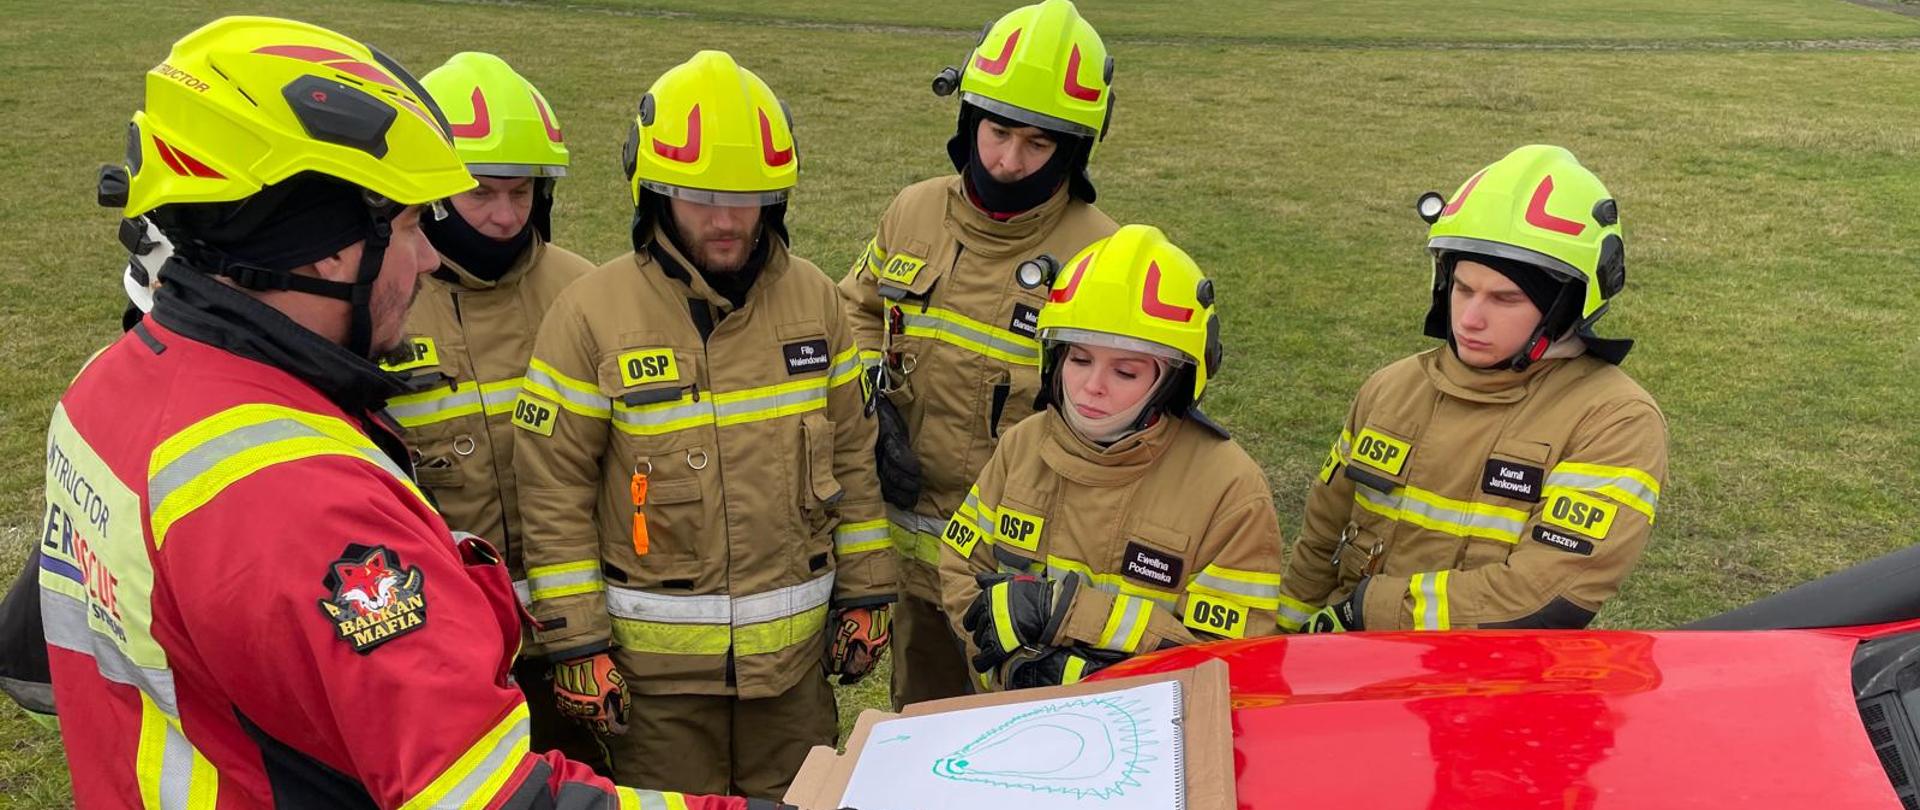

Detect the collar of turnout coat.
[
  {"left": 942, "top": 174, "right": 1076, "bottom": 260},
  {"left": 1421, "top": 346, "right": 1567, "bottom": 405},
  {"left": 1039, "top": 407, "right": 1179, "bottom": 487}
]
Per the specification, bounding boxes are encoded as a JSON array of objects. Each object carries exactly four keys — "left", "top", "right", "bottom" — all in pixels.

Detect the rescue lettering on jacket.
[
  {"left": 879, "top": 252, "right": 927, "bottom": 285},
  {"left": 1481, "top": 459, "right": 1544, "bottom": 501},
  {"left": 1182, "top": 594, "right": 1249, "bottom": 639},
  {"left": 1121, "top": 541, "right": 1183, "bottom": 588},
  {"left": 381, "top": 336, "right": 440, "bottom": 373},
  {"left": 1541, "top": 488, "right": 1615, "bottom": 539},
  {"left": 318, "top": 545, "right": 428, "bottom": 654},
  {"left": 618, "top": 348, "right": 679, "bottom": 386},
  {"left": 512, "top": 394, "right": 558, "bottom": 437},
  {"left": 1351, "top": 428, "right": 1411, "bottom": 476},
  {"left": 1009, "top": 303, "right": 1040, "bottom": 340},
  {"left": 782, "top": 339, "right": 832, "bottom": 375}
]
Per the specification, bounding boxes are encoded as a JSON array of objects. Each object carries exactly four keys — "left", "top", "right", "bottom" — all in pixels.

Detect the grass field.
[{"left": 4, "top": 0, "right": 1920, "bottom": 805}]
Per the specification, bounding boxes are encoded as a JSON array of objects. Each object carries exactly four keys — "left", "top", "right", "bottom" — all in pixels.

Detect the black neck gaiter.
[
  {"left": 422, "top": 205, "right": 533, "bottom": 282},
  {"left": 965, "top": 142, "right": 1072, "bottom": 216}
]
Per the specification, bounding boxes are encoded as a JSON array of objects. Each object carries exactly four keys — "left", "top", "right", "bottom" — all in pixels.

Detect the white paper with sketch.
[{"left": 838, "top": 679, "right": 1186, "bottom": 810}]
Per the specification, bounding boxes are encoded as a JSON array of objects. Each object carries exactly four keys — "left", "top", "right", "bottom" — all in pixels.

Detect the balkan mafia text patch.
[{"left": 318, "top": 544, "right": 427, "bottom": 654}]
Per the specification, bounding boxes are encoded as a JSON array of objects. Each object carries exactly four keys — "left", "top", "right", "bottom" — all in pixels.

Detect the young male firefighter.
[
  {"left": 40, "top": 16, "right": 765, "bottom": 808},
  {"left": 378, "top": 51, "right": 604, "bottom": 769},
  {"left": 938, "top": 225, "right": 1285, "bottom": 690},
  {"left": 514, "top": 51, "right": 893, "bottom": 798},
  {"left": 1280, "top": 145, "right": 1668, "bottom": 633},
  {"left": 839, "top": 0, "right": 1119, "bottom": 709}
]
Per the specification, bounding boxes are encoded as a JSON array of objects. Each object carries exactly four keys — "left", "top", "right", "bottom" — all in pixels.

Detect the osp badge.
[{"left": 318, "top": 544, "right": 427, "bottom": 654}]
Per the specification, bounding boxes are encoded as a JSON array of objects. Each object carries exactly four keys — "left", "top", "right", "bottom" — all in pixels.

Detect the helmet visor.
[
  {"left": 1429, "top": 236, "right": 1585, "bottom": 285},
  {"left": 961, "top": 92, "right": 1097, "bottom": 139},
  {"left": 641, "top": 179, "right": 788, "bottom": 208},
  {"left": 1042, "top": 327, "right": 1192, "bottom": 365},
  {"left": 467, "top": 162, "right": 568, "bottom": 178}
]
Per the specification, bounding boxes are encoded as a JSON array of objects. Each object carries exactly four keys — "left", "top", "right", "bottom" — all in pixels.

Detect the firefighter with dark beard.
[{"left": 839, "top": 0, "right": 1119, "bottom": 709}]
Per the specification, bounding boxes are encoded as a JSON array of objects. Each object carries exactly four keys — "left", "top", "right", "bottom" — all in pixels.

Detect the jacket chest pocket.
[
  {"left": 1464, "top": 438, "right": 1555, "bottom": 570},
  {"left": 619, "top": 450, "right": 710, "bottom": 586},
  {"left": 1114, "top": 522, "right": 1190, "bottom": 599}
]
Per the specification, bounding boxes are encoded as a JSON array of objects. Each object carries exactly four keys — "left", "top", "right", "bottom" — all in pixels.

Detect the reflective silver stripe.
[
  {"left": 512, "top": 579, "right": 531, "bottom": 607},
  {"left": 148, "top": 418, "right": 406, "bottom": 515},
  {"left": 828, "top": 352, "right": 861, "bottom": 381},
  {"left": 386, "top": 387, "right": 484, "bottom": 423},
  {"left": 960, "top": 492, "right": 995, "bottom": 537},
  {"left": 526, "top": 566, "right": 602, "bottom": 596},
  {"left": 1044, "top": 563, "right": 1179, "bottom": 607},
  {"left": 1355, "top": 485, "right": 1527, "bottom": 539},
  {"left": 1417, "top": 573, "right": 1445, "bottom": 630},
  {"left": 1545, "top": 472, "right": 1661, "bottom": 512},
  {"left": 834, "top": 523, "right": 890, "bottom": 552},
  {"left": 887, "top": 506, "right": 944, "bottom": 536},
  {"left": 159, "top": 719, "right": 198, "bottom": 810},
  {"left": 606, "top": 587, "right": 731, "bottom": 625},
  {"left": 624, "top": 788, "right": 677, "bottom": 810},
  {"left": 40, "top": 586, "right": 179, "bottom": 716},
  {"left": 733, "top": 573, "right": 835, "bottom": 626},
  {"left": 901, "top": 312, "right": 1040, "bottom": 361},
  {"left": 613, "top": 397, "right": 713, "bottom": 428},
  {"left": 438, "top": 712, "right": 530, "bottom": 808},
  {"left": 1275, "top": 601, "right": 1312, "bottom": 627},
  {"left": 1192, "top": 571, "right": 1283, "bottom": 602},
  {"left": 1100, "top": 595, "right": 1149, "bottom": 652},
  {"left": 525, "top": 365, "right": 611, "bottom": 412},
  {"left": 712, "top": 385, "right": 825, "bottom": 421}
]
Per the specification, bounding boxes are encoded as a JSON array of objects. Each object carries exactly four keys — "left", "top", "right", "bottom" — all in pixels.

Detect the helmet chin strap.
[
  {"left": 346, "top": 207, "right": 393, "bottom": 360},
  {"left": 1501, "top": 284, "right": 1579, "bottom": 372}
]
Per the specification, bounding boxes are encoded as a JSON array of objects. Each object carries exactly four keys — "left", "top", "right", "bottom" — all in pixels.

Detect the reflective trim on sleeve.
[
  {"left": 901, "top": 307, "right": 1041, "bottom": 366},
  {"left": 1045, "top": 556, "right": 1179, "bottom": 608},
  {"left": 398, "top": 703, "right": 530, "bottom": 810},
  {"left": 524, "top": 358, "right": 613, "bottom": 419},
  {"left": 1353, "top": 484, "right": 1528, "bottom": 544},
  {"left": 1546, "top": 461, "right": 1661, "bottom": 522},
  {"left": 889, "top": 506, "right": 945, "bottom": 566},
  {"left": 1187, "top": 564, "right": 1283, "bottom": 610},
  {"left": 957, "top": 490, "right": 998, "bottom": 544},
  {"left": 1094, "top": 593, "right": 1151, "bottom": 653},
  {"left": 40, "top": 579, "right": 180, "bottom": 716},
  {"left": 147, "top": 404, "right": 427, "bottom": 548},
  {"left": 512, "top": 579, "right": 530, "bottom": 607},
  {"left": 1410, "top": 571, "right": 1453, "bottom": 631},
  {"left": 618, "top": 787, "right": 693, "bottom": 810},
  {"left": 526, "top": 560, "right": 605, "bottom": 601},
  {"left": 858, "top": 349, "right": 884, "bottom": 370},
  {"left": 828, "top": 346, "right": 864, "bottom": 387},
  {"left": 990, "top": 584, "right": 1021, "bottom": 654},
  {"left": 386, "top": 377, "right": 526, "bottom": 428},
  {"left": 835, "top": 519, "right": 892, "bottom": 556},
  {"left": 1275, "top": 592, "right": 1315, "bottom": 632},
  {"left": 136, "top": 689, "right": 218, "bottom": 810}
]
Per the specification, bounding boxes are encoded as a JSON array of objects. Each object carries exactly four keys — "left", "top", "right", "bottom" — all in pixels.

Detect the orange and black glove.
[
  {"left": 826, "top": 606, "right": 892, "bottom": 685},
  {"left": 553, "top": 653, "right": 629, "bottom": 736}
]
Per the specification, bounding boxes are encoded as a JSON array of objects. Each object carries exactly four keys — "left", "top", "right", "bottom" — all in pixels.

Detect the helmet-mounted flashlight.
[
  {"left": 1016, "top": 254, "right": 1059, "bottom": 289},
  {"left": 931, "top": 66, "right": 961, "bottom": 97},
  {"left": 1416, "top": 191, "right": 1446, "bottom": 224}
]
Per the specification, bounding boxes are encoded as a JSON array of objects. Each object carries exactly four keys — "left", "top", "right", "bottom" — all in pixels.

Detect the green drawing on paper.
[{"left": 929, "top": 696, "right": 1159, "bottom": 799}]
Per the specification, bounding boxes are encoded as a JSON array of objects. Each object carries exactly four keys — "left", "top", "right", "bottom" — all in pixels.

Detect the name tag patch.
[
  {"left": 1542, "top": 489, "right": 1616, "bottom": 539},
  {"left": 381, "top": 336, "right": 439, "bottom": 373},
  {"left": 1183, "top": 594, "right": 1248, "bottom": 639},
  {"left": 1481, "top": 459, "right": 1544, "bottom": 502},
  {"left": 781, "top": 339, "right": 832, "bottom": 376},
  {"left": 880, "top": 253, "right": 927, "bottom": 285},
  {"left": 1533, "top": 525, "right": 1595, "bottom": 556},
  {"left": 618, "top": 348, "right": 680, "bottom": 387},
  {"left": 1009, "top": 303, "right": 1040, "bottom": 339},
  {"left": 1352, "top": 428, "right": 1411, "bottom": 477},
  {"left": 512, "top": 394, "right": 558, "bottom": 437},
  {"left": 1122, "top": 541, "right": 1184, "bottom": 588}
]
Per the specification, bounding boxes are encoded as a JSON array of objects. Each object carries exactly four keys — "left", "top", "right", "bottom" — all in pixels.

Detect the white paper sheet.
[{"left": 838, "top": 680, "right": 1185, "bottom": 810}]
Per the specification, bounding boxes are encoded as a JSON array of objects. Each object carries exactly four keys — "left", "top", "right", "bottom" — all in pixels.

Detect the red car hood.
[{"left": 1101, "top": 627, "right": 1904, "bottom": 809}]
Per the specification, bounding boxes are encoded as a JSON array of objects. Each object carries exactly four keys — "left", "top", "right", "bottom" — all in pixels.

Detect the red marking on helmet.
[
  {"left": 1440, "top": 169, "right": 1485, "bottom": 217},
  {"left": 1141, "top": 262, "right": 1195, "bottom": 323},
  {"left": 395, "top": 97, "right": 443, "bottom": 136},
  {"left": 449, "top": 86, "right": 490, "bottom": 138},
  {"left": 1525, "top": 175, "right": 1587, "bottom": 236},
  {"left": 153, "top": 136, "right": 224, "bottom": 179},
  {"left": 533, "top": 91, "right": 563, "bottom": 143},
  {"left": 973, "top": 29, "right": 1020, "bottom": 75},
  {"left": 1062, "top": 45, "right": 1101, "bottom": 102},
  {"left": 652, "top": 104, "right": 702, "bottom": 163},
  {"left": 253, "top": 45, "right": 400, "bottom": 89},
  {"left": 1050, "top": 252, "right": 1092, "bottom": 304},
  {"left": 759, "top": 109, "right": 793, "bottom": 167}
]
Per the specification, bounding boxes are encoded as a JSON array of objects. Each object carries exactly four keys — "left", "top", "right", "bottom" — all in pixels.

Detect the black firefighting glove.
[
  {"left": 1306, "top": 577, "right": 1368, "bottom": 634},
  {"left": 962, "top": 573, "right": 1078, "bottom": 673},
  {"left": 870, "top": 371, "right": 923, "bottom": 511},
  {"left": 825, "top": 605, "right": 892, "bottom": 685},
  {"left": 1006, "top": 645, "right": 1128, "bottom": 690}
]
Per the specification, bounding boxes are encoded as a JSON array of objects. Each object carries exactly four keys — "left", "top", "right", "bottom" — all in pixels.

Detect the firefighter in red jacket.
[{"left": 39, "top": 16, "right": 774, "bottom": 808}]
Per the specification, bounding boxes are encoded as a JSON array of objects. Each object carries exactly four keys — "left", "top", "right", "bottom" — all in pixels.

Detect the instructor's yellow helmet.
[
  {"left": 124, "top": 16, "right": 472, "bottom": 218},
  {"left": 1416, "top": 144, "right": 1632, "bottom": 366},
  {"left": 1037, "top": 224, "right": 1222, "bottom": 413},
  {"left": 621, "top": 50, "right": 797, "bottom": 208},
  {"left": 422, "top": 52, "right": 569, "bottom": 177},
  {"left": 933, "top": 0, "right": 1112, "bottom": 202}
]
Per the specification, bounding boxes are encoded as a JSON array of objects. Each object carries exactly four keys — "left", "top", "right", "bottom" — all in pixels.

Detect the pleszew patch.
[
  {"left": 1008, "top": 303, "right": 1040, "bottom": 339},
  {"left": 782, "top": 339, "right": 831, "bottom": 376},
  {"left": 1481, "top": 459, "right": 1544, "bottom": 502},
  {"left": 1533, "top": 525, "right": 1595, "bottom": 556},
  {"left": 318, "top": 545, "right": 427, "bottom": 654},
  {"left": 1121, "top": 541, "right": 1184, "bottom": 588}
]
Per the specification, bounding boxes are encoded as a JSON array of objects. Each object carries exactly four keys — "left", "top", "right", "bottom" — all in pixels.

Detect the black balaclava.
[
  {"left": 1439, "top": 251, "right": 1581, "bottom": 369},
  {"left": 421, "top": 177, "right": 540, "bottom": 282},
  {"left": 950, "top": 105, "right": 1081, "bottom": 215}
]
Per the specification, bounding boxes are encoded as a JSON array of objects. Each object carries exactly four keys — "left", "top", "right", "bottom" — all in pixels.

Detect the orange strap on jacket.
[{"left": 630, "top": 471, "right": 649, "bottom": 556}]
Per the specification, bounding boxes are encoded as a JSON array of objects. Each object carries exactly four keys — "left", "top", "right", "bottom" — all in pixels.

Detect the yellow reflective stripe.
[
  {"left": 1353, "top": 483, "right": 1529, "bottom": 543},
  {"left": 858, "top": 349, "right": 884, "bottom": 369},
  {"left": 1546, "top": 461, "right": 1660, "bottom": 523},
  {"left": 524, "top": 358, "right": 612, "bottom": 419},
  {"left": 612, "top": 392, "right": 714, "bottom": 437},
  {"left": 1062, "top": 655, "right": 1089, "bottom": 684},
  {"left": 386, "top": 377, "right": 526, "bottom": 428},
  {"left": 835, "top": 519, "right": 893, "bottom": 555},
  {"left": 828, "top": 345, "right": 863, "bottom": 387},
  {"left": 1275, "top": 592, "right": 1315, "bottom": 632},
  {"left": 889, "top": 512, "right": 942, "bottom": 566},
  {"left": 991, "top": 584, "right": 1020, "bottom": 654},
  {"left": 1410, "top": 571, "right": 1452, "bottom": 631},
  {"left": 610, "top": 606, "right": 830, "bottom": 657},
  {"left": 1045, "top": 556, "right": 1179, "bottom": 607},
  {"left": 619, "top": 788, "right": 692, "bottom": 810},
  {"left": 1187, "top": 564, "right": 1283, "bottom": 610},
  {"left": 735, "top": 604, "right": 829, "bottom": 656},
  {"left": 148, "top": 405, "right": 425, "bottom": 548},
  {"left": 863, "top": 237, "right": 885, "bottom": 273},
  {"left": 711, "top": 377, "right": 828, "bottom": 427},
  {"left": 137, "top": 690, "right": 218, "bottom": 810},
  {"left": 1095, "top": 594, "right": 1150, "bottom": 653},
  {"left": 399, "top": 703, "right": 530, "bottom": 810},
  {"left": 901, "top": 306, "right": 1041, "bottom": 366}
]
